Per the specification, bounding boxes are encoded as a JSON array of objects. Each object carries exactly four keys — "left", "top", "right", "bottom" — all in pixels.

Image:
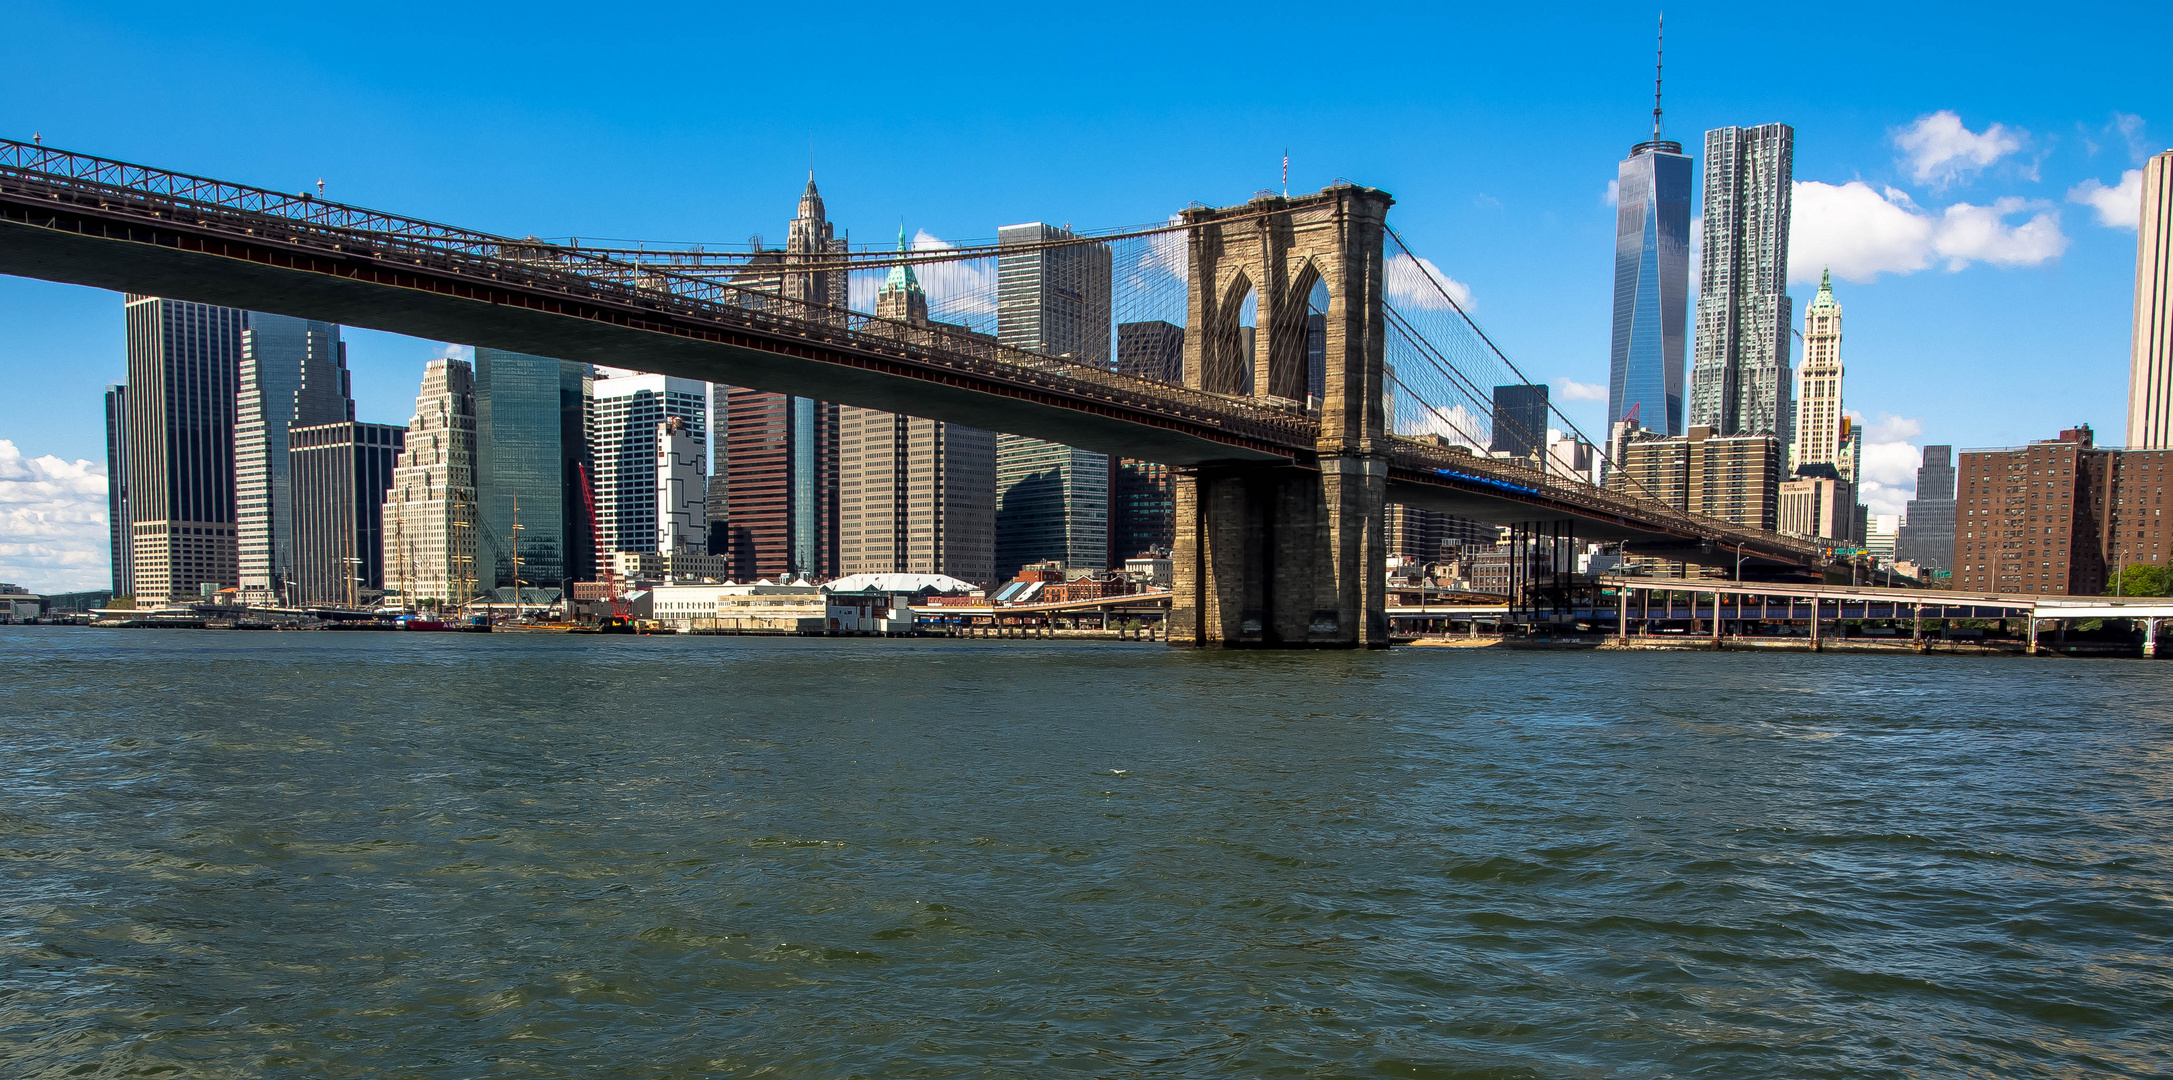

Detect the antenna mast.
[{"left": 1653, "top": 13, "right": 1665, "bottom": 145}]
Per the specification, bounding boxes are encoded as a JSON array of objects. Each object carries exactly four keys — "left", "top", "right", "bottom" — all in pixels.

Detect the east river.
[{"left": 2, "top": 626, "right": 2169, "bottom": 1078}]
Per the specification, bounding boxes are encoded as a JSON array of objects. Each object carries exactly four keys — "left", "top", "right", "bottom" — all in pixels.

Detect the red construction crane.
[{"left": 576, "top": 460, "right": 632, "bottom": 624}]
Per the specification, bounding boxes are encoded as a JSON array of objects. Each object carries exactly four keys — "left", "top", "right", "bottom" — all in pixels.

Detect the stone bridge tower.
[{"left": 1170, "top": 184, "right": 1394, "bottom": 648}]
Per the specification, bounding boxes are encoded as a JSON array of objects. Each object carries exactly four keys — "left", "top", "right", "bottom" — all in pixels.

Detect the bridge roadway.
[{"left": 0, "top": 138, "right": 1818, "bottom": 570}]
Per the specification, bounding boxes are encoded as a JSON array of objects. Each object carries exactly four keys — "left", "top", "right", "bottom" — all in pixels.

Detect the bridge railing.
[
  {"left": 0, "top": 138, "right": 1317, "bottom": 451},
  {"left": 1388, "top": 437, "right": 1823, "bottom": 560}
]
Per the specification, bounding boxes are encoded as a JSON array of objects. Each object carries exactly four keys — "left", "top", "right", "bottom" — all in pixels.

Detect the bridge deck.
[{"left": 0, "top": 137, "right": 1819, "bottom": 567}]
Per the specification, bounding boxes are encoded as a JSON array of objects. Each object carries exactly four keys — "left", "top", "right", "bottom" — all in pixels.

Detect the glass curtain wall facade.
[
  {"left": 1489, "top": 384, "right": 1550, "bottom": 459},
  {"left": 1608, "top": 140, "right": 1692, "bottom": 437},
  {"left": 1690, "top": 123, "right": 1795, "bottom": 445},
  {"left": 475, "top": 349, "right": 592, "bottom": 590},
  {"left": 995, "top": 222, "right": 1114, "bottom": 576},
  {"left": 234, "top": 315, "right": 352, "bottom": 603},
  {"left": 104, "top": 385, "right": 131, "bottom": 595},
  {"left": 119, "top": 295, "right": 248, "bottom": 603},
  {"left": 288, "top": 421, "right": 405, "bottom": 606}
]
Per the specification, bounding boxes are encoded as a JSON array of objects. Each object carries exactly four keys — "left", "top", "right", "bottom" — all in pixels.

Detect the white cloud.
[
  {"left": 1789, "top": 180, "right": 2067, "bottom": 284},
  {"left": 1895, "top": 110, "right": 2024, "bottom": 187},
  {"left": 1849, "top": 412, "right": 1923, "bottom": 518},
  {"left": 2069, "top": 170, "right": 2143, "bottom": 229},
  {"left": 436, "top": 343, "right": 474, "bottom": 362},
  {"left": 1555, "top": 379, "right": 1606, "bottom": 402},
  {"left": 1385, "top": 253, "right": 1474, "bottom": 311},
  {"left": 851, "top": 230, "right": 999, "bottom": 325},
  {"left": 0, "top": 440, "right": 110, "bottom": 593},
  {"left": 1602, "top": 179, "right": 1619, "bottom": 208}
]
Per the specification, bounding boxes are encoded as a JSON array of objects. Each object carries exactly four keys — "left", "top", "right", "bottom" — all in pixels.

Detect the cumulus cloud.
[
  {"left": 1555, "top": 379, "right": 1607, "bottom": 402},
  {"left": 1602, "top": 179, "right": 1619, "bottom": 208},
  {"left": 1391, "top": 393, "right": 1488, "bottom": 449},
  {"left": 1789, "top": 180, "right": 2067, "bottom": 284},
  {"left": 0, "top": 440, "right": 110, "bottom": 593},
  {"left": 1895, "top": 110, "right": 2024, "bottom": 187},
  {"left": 1850, "top": 413, "right": 1924, "bottom": 518},
  {"left": 851, "top": 229, "right": 999, "bottom": 326},
  {"left": 436, "top": 343, "right": 474, "bottom": 362},
  {"left": 1385, "top": 253, "right": 1474, "bottom": 311},
  {"left": 2069, "top": 169, "right": 2143, "bottom": 229}
]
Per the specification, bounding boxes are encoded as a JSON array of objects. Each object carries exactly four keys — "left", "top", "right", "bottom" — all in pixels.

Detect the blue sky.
[{"left": 2, "top": 0, "right": 2167, "bottom": 590}]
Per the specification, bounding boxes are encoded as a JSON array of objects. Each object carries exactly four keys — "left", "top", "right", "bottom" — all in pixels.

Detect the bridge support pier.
[
  {"left": 2146, "top": 618, "right": 2159, "bottom": 658},
  {"left": 1165, "top": 183, "right": 1394, "bottom": 649},
  {"left": 1169, "top": 458, "right": 1389, "bottom": 648}
]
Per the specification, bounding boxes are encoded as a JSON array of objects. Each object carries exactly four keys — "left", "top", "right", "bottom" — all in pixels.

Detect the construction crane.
[{"left": 575, "top": 460, "right": 634, "bottom": 630}]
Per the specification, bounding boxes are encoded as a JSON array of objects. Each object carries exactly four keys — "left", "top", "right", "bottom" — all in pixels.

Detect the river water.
[{"left": 2, "top": 627, "right": 2169, "bottom": 1078}]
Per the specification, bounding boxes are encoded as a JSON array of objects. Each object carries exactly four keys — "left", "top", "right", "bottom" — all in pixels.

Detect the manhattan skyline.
[{"left": 0, "top": 0, "right": 2165, "bottom": 592}]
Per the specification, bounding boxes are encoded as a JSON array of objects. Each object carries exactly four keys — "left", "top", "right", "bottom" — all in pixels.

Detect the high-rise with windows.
[
  {"left": 117, "top": 296, "right": 247, "bottom": 603},
  {"left": 103, "top": 385, "right": 131, "bottom": 595},
  {"left": 589, "top": 373, "right": 707, "bottom": 557},
  {"left": 381, "top": 357, "right": 479, "bottom": 606},
  {"left": 1896, "top": 445, "right": 1957, "bottom": 571},
  {"left": 1689, "top": 123, "right": 1795, "bottom": 445},
  {"left": 1791, "top": 271, "right": 1845, "bottom": 476},
  {"left": 1607, "top": 103, "right": 1692, "bottom": 437},
  {"left": 289, "top": 421, "right": 404, "bottom": 606},
  {"left": 475, "top": 349, "right": 592, "bottom": 590},
  {"left": 2128, "top": 150, "right": 2173, "bottom": 448},
  {"left": 726, "top": 388, "right": 836, "bottom": 580},
  {"left": 995, "top": 222, "right": 1113, "bottom": 576},
  {"left": 839, "top": 239, "right": 998, "bottom": 584},
  {"left": 1489, "top": 384, "right": 1549, "bottom": 459},
  {"left": 235, "top": 315, "right": 352, "bottom": 603}
]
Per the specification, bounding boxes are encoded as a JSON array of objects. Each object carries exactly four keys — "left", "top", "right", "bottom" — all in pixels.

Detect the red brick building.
[{"left": 1953, "top": 425, "right": 2173, "bottom": 594}]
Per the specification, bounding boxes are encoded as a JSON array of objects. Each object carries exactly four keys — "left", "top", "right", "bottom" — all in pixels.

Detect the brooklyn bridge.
[{"left": 0, "top": 137, "right": 1826, "bottom": 647}]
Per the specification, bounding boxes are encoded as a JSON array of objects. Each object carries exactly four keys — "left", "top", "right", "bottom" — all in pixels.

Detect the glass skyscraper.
[
  {"left": 1607, "top": 136, "right": 1692, "bottom": 437},
  {"left": 994, "top": 222, "right": 1113, "bottom": 577},
  {"left": 475, "top": 348, "right": 592, "bottom": 590}
]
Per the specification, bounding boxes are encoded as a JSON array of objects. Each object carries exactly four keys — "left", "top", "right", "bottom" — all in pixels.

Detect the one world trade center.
[{"left": 1607, "top": 37, "right": 1691, "bottom": 439}]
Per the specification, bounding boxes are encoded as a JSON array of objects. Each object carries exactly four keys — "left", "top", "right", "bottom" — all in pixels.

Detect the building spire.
[{"left": 1652, "top": 13, "right": 1665, "bottom": 146}]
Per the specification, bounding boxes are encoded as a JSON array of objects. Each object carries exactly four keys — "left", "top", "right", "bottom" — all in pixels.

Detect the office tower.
[
  {"left": 1117, "top": 320, "right": 1185, "bottom": 383},
  {"left": 381, "top": 358, "right": 479, "bottom": 607},
  {"left": 1608, "top": 98, "right": 1693, "bottom": 437},
  {"left": 289, "top": 421, "right": 404, "bottom": 606},
  {"left": 1896, "top": 445, "right": 1957, "bottom": 571},
  {"left": 1689, "top": 123, "right": 1795, "bottom": 444},
  {"left": 475, "top": 349, "right": 592, "bottom": 590},
  {"left": 836, "top": 230, "right": 1000, "bottom": 584},
  {"left": 1110, "top": 459, "right": 1175, "bottom": 562},
  {"left": 1778, "top": 468, "right": 1856, "bottom": 542},
  {"left": 995, "top": 222, "right": 1114, "bottom": 576},
  {"left": 235, "top": 316, "right": 352, "bottom": 603},
  {"left": 786, "top": 174, "right": 851, "bottom": 313},
  {"left": 874, "top": 225, "right": 930, "bottom": 324},
  {"left": 837, "top": 407, "right": 998, "bottom": 584},
  {"left": 589, "top": 372, "right": 707, "bottom": 557},
  {"left": 716, "top": 177, "right": 851, "bottom": 580},
  {"left": 119, "top": 295, "right": 246, "bottom": 603},
  {"left": 1792, "top": 271, "right": 1844, "bottom": 476},
  {"left": 705, "top": 382, "right": 731, "bottom": 555},
  {"left": 995, "top": 439, "right": 1109, "bottom": 576},
  {"left": 726, "top": 387, "right": 837, "bottom": 581},
  {"left": 1608, "top": 425, "right": 1783, "bottom": 532},
  {"left": 103, "top": 385, "right": 131, "bottom": 595},
  {"left": 1545, "top": 430, "right": 1602, "bottom": 487},
  {"left": 656, "top": 417, "right": 708, "bottom": 555},
  {"left": 1866, "top": 514, "right": 1900, "bottom": 562},
  {"left": 1953, "top": 429, "right": 2114, "bottom": 594},
  {"left": 2128, "top": 150, "right": 2173, "bottom": 448},
  {"left": 1490, "top": 384, "right": 1549, "bottom": 459}
]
